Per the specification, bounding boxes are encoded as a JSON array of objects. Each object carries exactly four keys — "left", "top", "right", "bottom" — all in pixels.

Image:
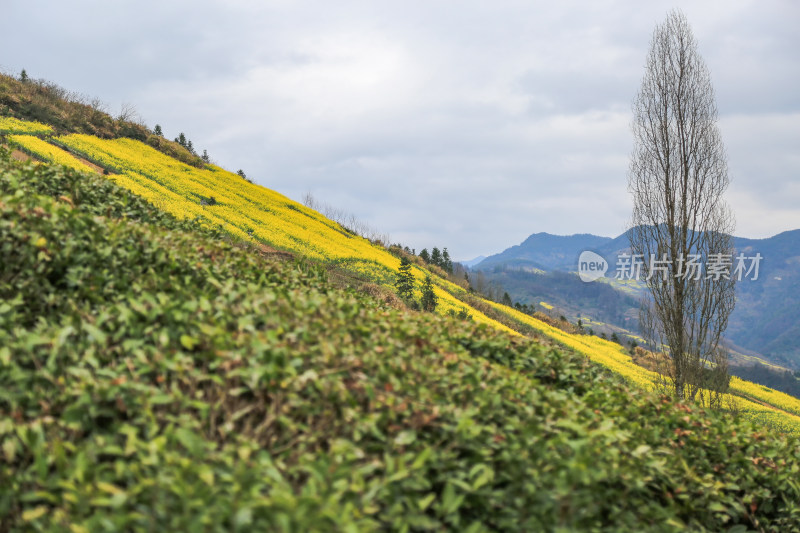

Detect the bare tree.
[
  {"left": 301, "top": 191, "right": 316, "bottom": 210},
  {"left": 89, "top": 97, "right": 106, "bottom": 112},
  {"left": 628, "top": 10, "right": 736, "bottom": 402},
  {"left": 117, "top": 102, "right": 139, "bottom": 123},
  {"left": 301, "top": 191, "right": 391, "bottom": 245}
]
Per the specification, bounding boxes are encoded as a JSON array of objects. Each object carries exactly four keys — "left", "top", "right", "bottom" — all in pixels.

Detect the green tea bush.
[{"left": 2, "top": 151, "right": 800, "bottom": 531}]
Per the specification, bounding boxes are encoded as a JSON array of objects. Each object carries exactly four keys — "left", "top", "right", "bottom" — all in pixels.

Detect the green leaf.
[
  {"left": 2, "top": 439, "right": 17, "bottom": 462},
  {"left": 149, "top": 394, "right": 173, "bottom": 405},
  {"left": 82, "top": 322, "right": 107, "bottom": 344},
  {"left": 440, "top": 483, "right": 464, "bottom": 515},
  {"left": 707, "top": 502, "right": 727, "bottom": 513},
  {"left": 632, "top": 444, "right": 651, "bottom": 458},
  {"left": 22, "top": 505, "right": 48, "bottom": 522},
  {"left": 411, "top": 447, "right": 433, "bottom": 470},
  {"left": 394, "top": 430, "right": 416, "bottom": 446},
  {"left": 234, "top": 507, "right": 253, "bottom": 527},
  {"left": 469, "top": 464, "right": 494, "bottom": 491},
  {"left": 174, "top": 427, "right": 204, "bottom": 455},
  {"left": 180, "top": 334, "right": 198, "bottom": 350},
  {"left": 418, "top": 493, "right": 436, "bottom": 511}
]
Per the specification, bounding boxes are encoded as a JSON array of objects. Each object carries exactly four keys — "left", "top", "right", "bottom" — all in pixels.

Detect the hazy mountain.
[
  {"left": 727, "top": 230, "right": 800, "bottom": 367},
  {"left": 476, "top": 229, "right": 800, "bottom": 368},
  {"left": 475, "top": 232, "right": 612, "bottom": 271},
  {"left": 459, "top": 255, "right": 487, "bottom": 268}
]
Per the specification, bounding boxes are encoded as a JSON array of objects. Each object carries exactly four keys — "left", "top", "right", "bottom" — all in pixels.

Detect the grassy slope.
[
  {"left": 3, "top": 149, "right": 800, "bottom": 531},
  {"left": 0, "top": 73, "right": 204, "bottom": 168}
]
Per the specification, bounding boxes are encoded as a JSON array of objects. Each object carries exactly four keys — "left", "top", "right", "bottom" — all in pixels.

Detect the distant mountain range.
[{"left": 475, "top": 229, "right": 800, "bottom": 369}]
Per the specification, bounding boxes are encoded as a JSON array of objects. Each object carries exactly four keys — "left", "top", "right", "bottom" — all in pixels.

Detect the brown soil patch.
[
  {"left": 10, "top": 148, "right": 31, "bottom": 162},
  {"left": 76, "top": 156, "right": 108, "bottom": 175},
  {"left": 257, "top": 243, "right": 295, "bottom": 261}
]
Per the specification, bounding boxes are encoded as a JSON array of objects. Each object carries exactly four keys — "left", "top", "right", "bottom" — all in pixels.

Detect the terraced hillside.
[{"left": 3, "top": 114, "right": 800, "bottom": 529}]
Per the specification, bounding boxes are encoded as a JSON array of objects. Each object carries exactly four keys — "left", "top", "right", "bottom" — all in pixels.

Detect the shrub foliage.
[{"left": 2, "top": 152, "right": 800, "bottom": 531}]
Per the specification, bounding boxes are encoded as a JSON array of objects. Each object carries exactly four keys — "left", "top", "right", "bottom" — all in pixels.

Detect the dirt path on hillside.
[
  {"left": 75, "top": 156, "right": 107, "bottom": 174},
  {"left": 3, "top": 144, "right": 109, "bottom": 175},
  {"left": 735, "top": 392, "right": 800, "bottom": 419}
]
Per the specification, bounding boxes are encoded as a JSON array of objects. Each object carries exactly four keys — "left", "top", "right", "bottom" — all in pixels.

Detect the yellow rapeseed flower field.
[
  {"left": 53, "top": 134, "right": 516, "bottom": 334},
  {"left": 0, "top": 116, "right": 53, "bottom": 135},
  {"left": 729, "top": 376, "right": 800, "bottom": 417},
  {"left": 7, "top": 134, "right": 95, "bottom": 173}
]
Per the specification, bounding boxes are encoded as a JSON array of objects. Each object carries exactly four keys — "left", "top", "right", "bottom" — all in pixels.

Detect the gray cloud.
[{"left": 2, "top": 0, "right": 797, "bottom": 260}]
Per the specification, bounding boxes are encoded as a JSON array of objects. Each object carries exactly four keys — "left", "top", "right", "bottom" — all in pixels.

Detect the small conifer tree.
[
  {"left": 442, "top": 248, "right": 453, "bottom": 274},
  {"left": 419, "top": 248, "right": 430, "bottom": 264},
  {"left": 395, "top": 257, "right": 415, "bottom": 300},
  {"left": 420, "top": 274, "right": 438, "bottom": 312},
  {"left": 154, "top": 124, "right": 163, "bottom": 136},
  {"left": 431, "top": 247, "right": 442, "bottom": 267}
]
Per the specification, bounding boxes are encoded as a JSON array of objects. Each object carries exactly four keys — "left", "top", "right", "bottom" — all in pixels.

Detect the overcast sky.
[{"left": 3, "top": 0, "right": 798, "bottom": 260}]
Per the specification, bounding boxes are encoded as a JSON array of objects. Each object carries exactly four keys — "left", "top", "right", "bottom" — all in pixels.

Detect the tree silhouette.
[
  {"left": 395, "top": 256, "right": 415, "bottom": 300},
  {"left": 501, "top": 292, "right": 513, "bottom": 307},
  {"left": 431, "top": 247, "right": 442, "bottom": 267},
  {"left": 442, "top": 248, "right": 453, "bottom": 274}
]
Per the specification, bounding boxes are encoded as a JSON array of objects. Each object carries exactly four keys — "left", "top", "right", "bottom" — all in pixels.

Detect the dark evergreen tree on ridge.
[
  {"left": 431, "top": 247, "right": 442, "bottom": 267},
  {"left": 395, "top": 256, "right": 415, "bottom": 301},
  {"left": 501, "top": 292, "right": 513, "bottom": 307},
  {"left": 419, "top": 248, "right": 431, "bottom": 264},
  {"left": 441, "top": 247, "right": 453, "bottom": 274}
]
